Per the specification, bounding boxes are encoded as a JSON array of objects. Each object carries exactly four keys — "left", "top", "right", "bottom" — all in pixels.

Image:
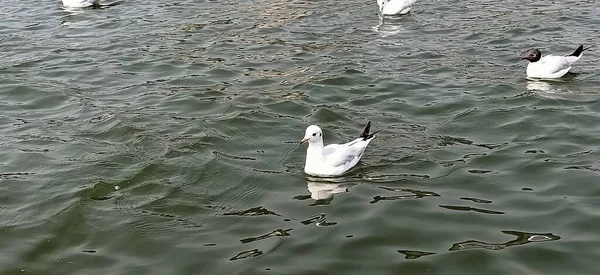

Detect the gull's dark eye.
[{"left": 312, "top": 133, "right": 316, "bottom": 137}]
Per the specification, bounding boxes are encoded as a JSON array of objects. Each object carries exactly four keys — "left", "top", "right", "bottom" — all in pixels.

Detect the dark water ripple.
[{"left": 1, "top": 0, "right": 600, "bottom": 274}]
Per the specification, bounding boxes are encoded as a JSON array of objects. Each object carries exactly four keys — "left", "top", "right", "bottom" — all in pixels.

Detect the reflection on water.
[
  {"left": 524, "top": 79, "right": 592, "bottom": 100},
  {"left": 524, "top": 78, "right": 597, "bottom": 100},
  {"left": 222, "top": 206, "right": 281, "bottom": 217},
  {"left": 373, "top": 17, "right": 411, "bottom": 37},
  {"left": 2, "top": 0, "right": 599, "bottom": 273},
  {"left": 370, "top": 187, "right": 440, "bottom": 204},
  {"left": 459, "top": 197, "right": 492, "bottom": 204},
  {"left": 526, "top": 81, "right": 554, "bottom": 93},
  {"left": 397, "top": 249, "right": 436, "bottom": 259},
  {"left": 450, "top": 230, "right": 561, "bottom": 251},
  {"left": 439, "top": 204, "right": 505, "bottom": 215},
  {"left": 240, "top": 229, "right": 292, "bottom": 244},
  {"left": 293, "top": 177, "right": 353, "bottom": 205},
  {"left": 300, "top": 213, "right": 336, "bottom": 226},
  {"left": 307, "top": 181, "right": 350, "bottom": 201},
  {"left": 229, "top": 248, "right": 263, "bottom": 261}
]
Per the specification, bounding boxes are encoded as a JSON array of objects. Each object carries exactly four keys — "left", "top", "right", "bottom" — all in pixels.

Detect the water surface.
[{"left": 1, "top": 0, "right": 600, "bottom": 274}]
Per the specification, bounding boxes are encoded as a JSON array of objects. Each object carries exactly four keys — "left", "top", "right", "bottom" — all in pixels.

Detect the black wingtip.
[
  {"left": 359, "top": 121, "right": 383, "bottom": 140},
  {"left": 569, "top": 45, "right": 588, "bottom": 57},
  {"left": 359, "top": 121, "right": 372, "bottom": 140}
]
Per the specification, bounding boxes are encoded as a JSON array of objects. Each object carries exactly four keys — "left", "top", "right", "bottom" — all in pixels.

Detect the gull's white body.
[
  {"left": 526, "top": 54, "right": 582, "bottom": 79},
  {"left": 62, "top": 0, "right": 99, "bottom": 8},
  {"left": 304, "top": 137, "right": 372, "bottom": 176},
  {"left": 378, "top": 0, "right": 417, "bottom": 15},
  {"left": 301, "top": 123, "right": 377, "bottom": 177}
]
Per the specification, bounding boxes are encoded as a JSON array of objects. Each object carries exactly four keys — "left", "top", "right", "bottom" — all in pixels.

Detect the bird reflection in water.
[
  {"left": 524, "top": 80, "right": 594, "bottom": 100},
  {"left": 373, "top": 18, "right": 407, "bottom": 37},
  {"left": 526, "top": 80, "right": 554, "bottom": 93},
  {"left": 294, "top": 177, "right": 353, "bottom": 205},
  {"left": 450, "top": 230, "right": 560, "bottom": 251}
]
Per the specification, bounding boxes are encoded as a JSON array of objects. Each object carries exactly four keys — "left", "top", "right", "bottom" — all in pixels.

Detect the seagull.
[
  {"left": 300, "top": 121, "right": 381, "bottom": 177},
  {"left": 62, "top": 0, "right": 99, "bottom": 8},
  {"left": 377, "top": 0, "right": 417, "bottom": 16},
  {"left": 520, "top": 45, "right": 589, "bottom": 79}
]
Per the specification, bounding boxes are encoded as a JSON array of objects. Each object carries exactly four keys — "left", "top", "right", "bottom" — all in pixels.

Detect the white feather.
[
  {"left": 62, "top": 0, "right": 99, "bottom": 8},
  {"left": 301, "top": 124, "right": 377, "bottom": 177},
  {"left": 526, "top": 54, "right": 582, "bottom": 79},
  {"left": 377, "top": 0, "right": 417, "bottom": 15}
]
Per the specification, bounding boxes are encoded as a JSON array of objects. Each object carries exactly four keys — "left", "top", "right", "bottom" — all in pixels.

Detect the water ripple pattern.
[{"left": 1, "top": 0, "right": 599, "bottom": 274}]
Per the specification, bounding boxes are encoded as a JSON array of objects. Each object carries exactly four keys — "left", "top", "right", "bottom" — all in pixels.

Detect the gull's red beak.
[{"left": 300, "top": 138, "right": 309, "bottom": 144}]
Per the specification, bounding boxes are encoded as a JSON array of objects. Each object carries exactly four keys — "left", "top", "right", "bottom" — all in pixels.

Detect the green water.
[{"left": 1, "top": 0, "right": 600, "bottom": 274}]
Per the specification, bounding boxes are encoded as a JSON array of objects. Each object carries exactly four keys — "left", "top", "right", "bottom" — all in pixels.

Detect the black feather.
[
  {"left": 358, "top": 121, "right": 383, "bottom": 141},
  {"left": 568, "top": 45, "right": 589, "bottom": 57}
]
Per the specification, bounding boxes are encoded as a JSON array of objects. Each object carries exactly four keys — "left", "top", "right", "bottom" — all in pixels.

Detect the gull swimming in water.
[
  {"left": 300, "top": 121, "right": 381, "bottom": 177},
  {"left": 520, "top": 45, "right": 589, "bottom": 79},
  {"left": 62, "top": 0, "right": 100, "bottom": 8},
  {"left": 377, "top": 0, "right": 417, "bottom": 16}
]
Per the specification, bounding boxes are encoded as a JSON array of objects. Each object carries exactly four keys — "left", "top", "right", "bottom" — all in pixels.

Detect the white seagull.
[
  {"left": 300, "top": 121, "right": 381, "bottom": 177},
  {"left": 377, "top": 0, "right": 417, "bottom": 16},
  {"left": 520, "top": 45, "right": 589, "bottom": 79},
  {"left": 62, "top": 0, "right": 100, "bottom": 8}
]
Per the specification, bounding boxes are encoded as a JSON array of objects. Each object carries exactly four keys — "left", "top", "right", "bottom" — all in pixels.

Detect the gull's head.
[
  {"left": 520, "top": 48, "right": 542, "bottom": 62},
  {"left": 300, "top": 125, "right": 323, "bottom": 144}
]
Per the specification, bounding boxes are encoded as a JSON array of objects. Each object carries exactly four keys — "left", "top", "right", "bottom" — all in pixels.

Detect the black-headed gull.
[
  {"left": 377, "top": 0, "right": 417, "bottom": 16},
  {"left": 62, "top": 0, "right": 100, "bottom": 8},
  {"left": 300, "top": 121, "right": 381, "bottom": 177},
  {"left": 520, "top": 45, "right": 589, "bottom": 79}
]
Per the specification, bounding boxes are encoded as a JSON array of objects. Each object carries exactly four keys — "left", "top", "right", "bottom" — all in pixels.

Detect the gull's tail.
[
  {"left": 569, "top": 45, "right": 590, "bottom": 57},
  {"left": 359, "top": 121, "right": 384, "bottom": 141}
]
